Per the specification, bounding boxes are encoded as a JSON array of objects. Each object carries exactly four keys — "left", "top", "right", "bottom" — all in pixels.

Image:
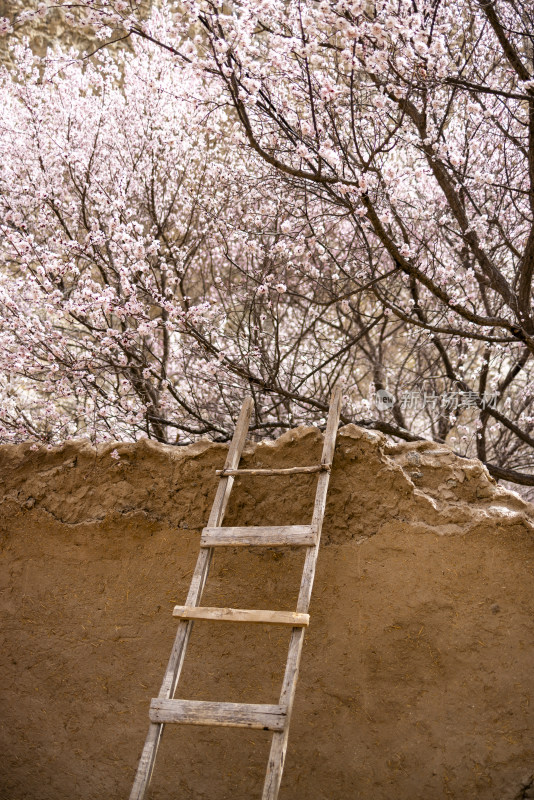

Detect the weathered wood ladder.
[{"left": 129, "top": 385, "right": 343, "bottom": 800}]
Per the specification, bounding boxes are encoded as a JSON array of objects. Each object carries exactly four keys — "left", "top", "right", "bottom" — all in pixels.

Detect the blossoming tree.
[{"left": 1, "top": 0, "right": 533, "bottom": 488}]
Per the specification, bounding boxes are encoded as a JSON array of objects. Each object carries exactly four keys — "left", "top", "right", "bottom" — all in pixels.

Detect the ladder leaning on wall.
[{"left": 129, "top": 385, "right": 343, "bottom": 800}]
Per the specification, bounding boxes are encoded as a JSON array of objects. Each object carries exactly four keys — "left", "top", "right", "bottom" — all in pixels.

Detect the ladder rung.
[
  {"left": 149, "top": 699, "right": 286, "bottom": 731},
  {"left": 173, "top": 605, "right": 310, "bottom": 626},
  {"left": 200, "top": 524, "right": 316, "bottom": 547},
  {"left": 216, "top": 465, "right": 330, "bottom": 477}
]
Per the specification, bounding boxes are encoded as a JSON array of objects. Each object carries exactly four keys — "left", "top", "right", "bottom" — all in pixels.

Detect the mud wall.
[{"left": 1, "top": 425, "right": 534, "bottom": 800}]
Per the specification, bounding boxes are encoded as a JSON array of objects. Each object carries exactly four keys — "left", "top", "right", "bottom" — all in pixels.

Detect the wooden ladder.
[{"left": 129, "top": 386, "right": 343, "bottom": 800}]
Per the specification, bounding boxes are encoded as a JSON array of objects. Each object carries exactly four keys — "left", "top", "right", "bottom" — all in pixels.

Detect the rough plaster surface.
[{"left": 1, "top": 425, "right": 534, "bottom": 800}]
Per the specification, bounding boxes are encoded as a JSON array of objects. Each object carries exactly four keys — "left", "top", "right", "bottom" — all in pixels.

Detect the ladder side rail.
[
  {"left": 129, "top": 397, "right": 253, "bottom": 800},
  {"left": 162, "top": 394, "right": 254, "bottom": 698},
  {"left": 300, "top": 383, "right": 342, "bottom": 612},
  {"left": 262, "top": 385, "right": 343, "bottom": 800},
  {"left": 299, "top": 383, "right": 343, "bottom": 613},
  {"left": 319, "top": 385, "right": 343, "bottom": 468}
]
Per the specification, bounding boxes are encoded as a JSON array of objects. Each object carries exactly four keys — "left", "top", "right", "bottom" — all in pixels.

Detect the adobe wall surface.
[{"left": 1, "top": 425, "right": 534, "bottom": 800}]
